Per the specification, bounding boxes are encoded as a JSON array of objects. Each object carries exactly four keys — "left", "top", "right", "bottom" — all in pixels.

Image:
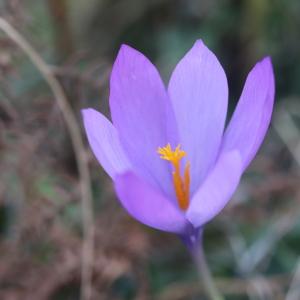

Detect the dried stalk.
[{"left": 0, "top": 18, "right": 94, "bottom": 300}]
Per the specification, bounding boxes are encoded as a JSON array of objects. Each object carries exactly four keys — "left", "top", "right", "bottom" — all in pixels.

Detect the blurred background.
[{"left": 0, "top": 0, "right": 300, "bottom": 299}]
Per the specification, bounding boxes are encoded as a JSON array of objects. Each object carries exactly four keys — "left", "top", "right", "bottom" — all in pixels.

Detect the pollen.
[{"left": 157, "top": 144, "right": 190, "bottom": 210}]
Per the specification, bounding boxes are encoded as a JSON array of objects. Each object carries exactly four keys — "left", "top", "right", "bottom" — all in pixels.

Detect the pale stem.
[{"left": 191, "top": 238, "right": 225, "bottom": 300}]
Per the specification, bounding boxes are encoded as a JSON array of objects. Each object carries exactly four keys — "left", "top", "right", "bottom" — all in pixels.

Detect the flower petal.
[
  {"left": 82, "top": 108, "right": 131, "bottom": 178},
  {"left": 114, "top": 171, "right": 190, "bottom": 234},
  {"left": 186, "top": 151, "right": 242, "bottom": 228},
  {"left": 168, "top": 40, "right": 228, "bottom": 194},
  {"left": 221, "top": 57, "right": 275, "bottom": 171},
  {"left": 109, "top": 44, "right": 178, "bottom": 196}
]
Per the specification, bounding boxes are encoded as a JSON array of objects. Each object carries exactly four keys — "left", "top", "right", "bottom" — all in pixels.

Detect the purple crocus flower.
[{"left": 82, "top": 40, "right": 274, "bottom": 247}]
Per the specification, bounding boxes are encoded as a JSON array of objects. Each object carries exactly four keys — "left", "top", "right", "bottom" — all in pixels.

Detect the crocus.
[{"left": 82, "top": 40, "right": 275, "bottom": 247}]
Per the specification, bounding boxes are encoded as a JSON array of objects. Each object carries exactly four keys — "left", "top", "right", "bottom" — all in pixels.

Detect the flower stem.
[{"left": 189, "top": 235, "right": 225, "bottom": 300}]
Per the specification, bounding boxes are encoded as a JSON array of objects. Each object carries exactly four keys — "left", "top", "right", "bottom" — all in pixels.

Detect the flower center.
[{"left": 157, "top": 144, "right": 190, "bottom": 210}]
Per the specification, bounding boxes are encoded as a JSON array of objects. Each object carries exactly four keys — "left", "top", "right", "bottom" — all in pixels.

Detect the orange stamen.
[{"left": 157, "top": 144, "right": 190, "bottom": 210}]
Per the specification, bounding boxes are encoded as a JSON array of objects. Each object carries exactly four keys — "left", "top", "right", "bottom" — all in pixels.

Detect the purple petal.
[
  {"left": 82, "top": 108, "right": 131, "bottom": 178},
  {"left": 109, "top": 44, "right": 178, "bottom": 197},
  {"left": 114, "top": 171, "right": 190, "bottom": 234},
  {"left": 221, "top": 57, "right": 275, "bottom": 171},
  {"left": 186, "top": 151, "right": 242, "bottom": 228},
  {"left": 168, "top": 40, "right": 228, "bottom": 194}
]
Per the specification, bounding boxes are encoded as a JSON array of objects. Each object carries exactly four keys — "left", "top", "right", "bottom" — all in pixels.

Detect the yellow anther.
[
  {"left": 157, "top": 143, "right": 186, "bottom": 163},
  {"left": 157, "top": 144, "right": 190, "bottom": 210}
]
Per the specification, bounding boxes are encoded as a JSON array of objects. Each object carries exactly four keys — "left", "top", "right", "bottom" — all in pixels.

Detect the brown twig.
[{"left": 0, "top": 17, "right": 94, "bottom": 300}]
